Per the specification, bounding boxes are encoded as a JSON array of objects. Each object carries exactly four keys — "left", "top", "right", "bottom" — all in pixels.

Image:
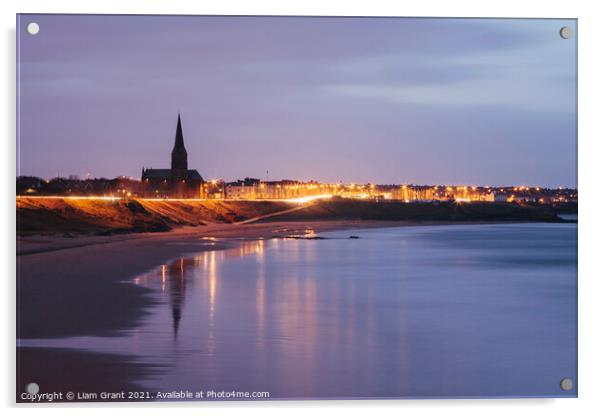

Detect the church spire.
[
  {"left": 171, "top": 113, "right": 188, "bottom": 171},
  {"left": 174, "top": 113, "right": 184, "bottom": 149}
]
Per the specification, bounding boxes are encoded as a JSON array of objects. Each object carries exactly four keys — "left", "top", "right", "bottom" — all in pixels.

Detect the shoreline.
[
  {"left": 19, "top": 219, "right": 558, "bottom": 338},
  {"left": 16, "top": 219, "right": 410, "bottom": 401},
  {"left": 18, "top": 220, "right": 428, "bottom": 338},
  {"left": 16, "top": 221, "right": 391, "bottom": 256},
  {"left": 16, "top": 219, "right": 575, "bottom": 401},
  {"left": 16, "top": 218, "right": 573, "bottom": 256}
]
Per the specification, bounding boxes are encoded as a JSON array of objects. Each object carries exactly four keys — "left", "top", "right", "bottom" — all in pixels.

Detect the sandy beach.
[
  {"left": 19, "top": 221, "right": 411, "bottom": 337},
  {"left": 16, "top": 220, "right": 417, "bottom": 400}
]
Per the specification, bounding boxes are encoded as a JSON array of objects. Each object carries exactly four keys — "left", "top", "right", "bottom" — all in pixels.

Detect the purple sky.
[{"left": 17, "top": 15, "right": 576, "bottom": 187}]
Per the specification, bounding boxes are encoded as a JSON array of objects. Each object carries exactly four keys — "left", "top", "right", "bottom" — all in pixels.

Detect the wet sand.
[
  {"left": 17, "top": 220, "right": 413, "bottom": 255},
  {"left": 16, "top": 220, "right": 414, "bottom": 401},
  {"left": 18, "top": 220, "right": 419, "bottom": 338},
  {"left": 17, "top": 347, "right": 164, "bottom": 402}
]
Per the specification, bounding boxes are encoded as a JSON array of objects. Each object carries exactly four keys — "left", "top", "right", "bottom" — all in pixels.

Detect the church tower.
[
  {"left": 171, "top": 114, "right": 188, "bottom": 172},
  {"left": 142, "top": 113, "right": 202, "bottom": 198}
]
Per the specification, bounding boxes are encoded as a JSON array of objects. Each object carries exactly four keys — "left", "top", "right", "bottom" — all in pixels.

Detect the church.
[{"left": 141, "top": 114, "right": 204, "bottom": 198}]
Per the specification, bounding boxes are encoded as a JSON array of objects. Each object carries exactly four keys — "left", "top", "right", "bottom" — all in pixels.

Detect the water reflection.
[
  {"left": 256, "top": 239, "right": 265, "bottom": 342},
  {"left": 168, "top": 259, "right": 186, "bottom": 337},
  {"left": 135, "top": 240, "right": 269, "bottom": 345},
  {"left": 24, "top": 224, "right": 578, "bottom": 399}
]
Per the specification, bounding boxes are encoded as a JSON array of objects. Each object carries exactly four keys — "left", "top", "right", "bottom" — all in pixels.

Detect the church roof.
[
  {"left": 142, "top": 168, "right": 203, "bottom": 181},
  {"left": 142, "top": 169, "right": 172, "bottom": 179},
  {"left": 185, "top": 170, "right": 203, "bottom": 180}
]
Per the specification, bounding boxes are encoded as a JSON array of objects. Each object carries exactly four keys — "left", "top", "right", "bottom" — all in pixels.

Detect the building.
[
  {"left": 141, "top": 114, "right": 203, "bottom": 198},
  {"left": 393, "top": 185, "right": 438, "bottom": 201},
  {"left": 225, "top": 178, "right": 261, "bottom": 199},
  {"left": 224, "top": 179, "right": 336, "bottom": 200}
]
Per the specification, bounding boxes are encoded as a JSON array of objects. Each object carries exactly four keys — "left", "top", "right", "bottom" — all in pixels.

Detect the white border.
[{"left": 3, "top": 1, "right": 601, "bottom": 415}]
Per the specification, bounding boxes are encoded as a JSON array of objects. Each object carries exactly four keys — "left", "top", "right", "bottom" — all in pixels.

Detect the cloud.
[{"left": 17, "top": 15, "right": 576, "bottom": 186}]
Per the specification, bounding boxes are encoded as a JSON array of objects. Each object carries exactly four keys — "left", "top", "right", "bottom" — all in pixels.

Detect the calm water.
[{"left": 23, "top": 223, "right": 577, "bottom": 399}]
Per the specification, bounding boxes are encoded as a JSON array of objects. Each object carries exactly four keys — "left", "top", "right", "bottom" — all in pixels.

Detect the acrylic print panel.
[{"left": 16, "top": 14, "right": 577, "bottom": 402}]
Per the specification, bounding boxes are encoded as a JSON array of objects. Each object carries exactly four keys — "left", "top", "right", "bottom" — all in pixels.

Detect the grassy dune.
[
  {"left": 16, "top": 197, "right": 561, "bottom": 236},
  {"left": 16, "top": 198, "right": 293, "bottom": 235},
  {"left": 255, "top": 199, "right": 561, "bottom": 223}
]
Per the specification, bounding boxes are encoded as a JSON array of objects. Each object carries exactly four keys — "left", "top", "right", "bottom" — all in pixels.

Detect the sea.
[{"left": 21, "top": 223, "right": 578, "bottom": 399}]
